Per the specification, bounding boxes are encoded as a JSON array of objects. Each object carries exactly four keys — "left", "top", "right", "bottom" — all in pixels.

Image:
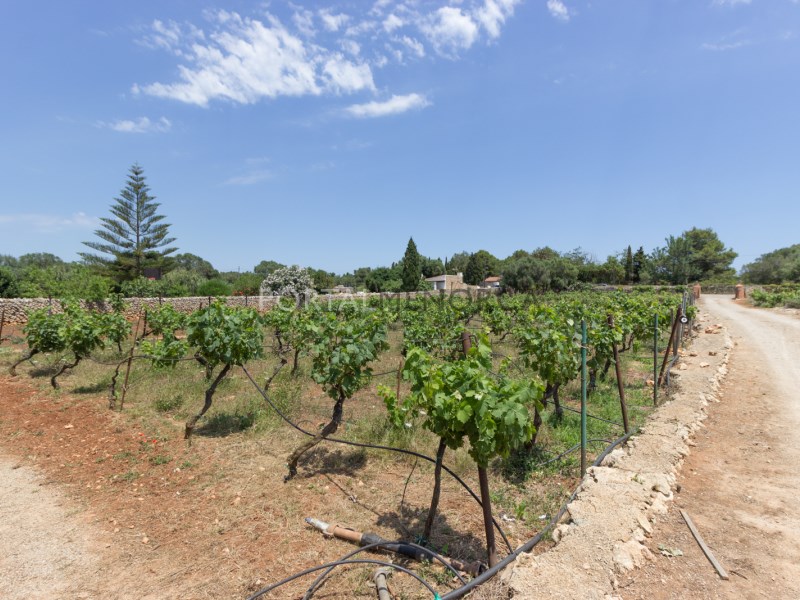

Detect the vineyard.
[
  {"left": 0, "top": 289, "right": 695, "bottom": 599},
  {"left": 749, "top": 285, "right": 800, "bottom": 309}
]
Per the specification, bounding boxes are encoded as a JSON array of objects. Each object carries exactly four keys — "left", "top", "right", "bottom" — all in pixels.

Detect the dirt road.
[{"left": 620, "top": 295, "right": 800, "bottom": 599}]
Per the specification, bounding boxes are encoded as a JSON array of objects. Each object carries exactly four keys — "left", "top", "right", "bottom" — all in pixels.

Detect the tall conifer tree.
[
  {"left": 81, "top": 164, "right": 177, "bottom": 281},
  {"left": 401, "top": 237, "right": 422, "bottom": 292}
]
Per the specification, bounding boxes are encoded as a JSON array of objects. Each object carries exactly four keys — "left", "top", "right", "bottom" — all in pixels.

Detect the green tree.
[
  {"left": 742, "top": 244, "right": 800, "bottom": 284},
  {"left": 81, "top": 164, "right": 177, "bottom": 281},
  {"left": 174, "top": 253, "right": 218, "bottom": 278},
  {"left": 624, "top": 246, "right": 633, "bottom": 284},
  {"left": 0, "top": 267, "right": 19, "bottom": 298},
  {"left": 254, "top": 260, "right": 286, "bottom": 278},
  {"left": 401, "top": 237, "right": 422, "bottom": 292},
  {"left": 365, "top": 266, "right": 402, "bottom": 292},
  {"left": 502, "top": 255, "right": 579, "bottom": 292},
  {"left": 464, "top": 250, "right": 499, "bottom": 285},
  {"left": 196, "top": 279, "right": 233, "bottom": 297},
  {"left": 651, "top": 228, "right": 736, "bottom": 284},
  {"left": 445, "top": 252, "right": 470, "bottom": 275},
  {"left": 18, "top": 253, "right": 64, "bottom": 269},
  {"left": 420, "top": 256, "right": 445, "bottom": 278},
  {"left": 632, "top": 246, "right": 647, "bottom": 283}
]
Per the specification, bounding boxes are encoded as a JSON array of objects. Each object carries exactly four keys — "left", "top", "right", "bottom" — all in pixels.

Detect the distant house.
[
  {"left": 425, "top": 272, "right": 472, "bottom": 291},
  {"left": 482, "top": 276, "right": 501, "bottom": 288},
  {"left": 322, "top": 285, "right": 354, "bottom": 294}
]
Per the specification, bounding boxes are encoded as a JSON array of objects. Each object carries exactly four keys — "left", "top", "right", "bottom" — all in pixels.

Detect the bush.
[{"left": 197, "top": 279, "right": 233, "bottom": 297}]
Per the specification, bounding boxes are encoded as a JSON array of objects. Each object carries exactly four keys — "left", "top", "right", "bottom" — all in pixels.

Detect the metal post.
[
  {"left": 581, "top": 320, "right": 588, "bottom": 477},
  {"left": 0, "top": 307, "right": 5, "bottom": 343},
  {"left": 653, "top": 313, "right": 659, "bottom": 406}
]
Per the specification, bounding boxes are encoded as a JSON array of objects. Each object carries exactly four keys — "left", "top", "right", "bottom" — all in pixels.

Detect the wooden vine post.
[
  {"left": 608, "top": 315, "right": 629, "bottom": 433},
  {"left": 658, "top": 306, "right": 682, "bottom": 387}
]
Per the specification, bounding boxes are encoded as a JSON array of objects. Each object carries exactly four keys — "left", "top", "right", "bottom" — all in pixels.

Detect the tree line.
[{"left": 2, "top": 163, "right": 792, "bottom": 300}]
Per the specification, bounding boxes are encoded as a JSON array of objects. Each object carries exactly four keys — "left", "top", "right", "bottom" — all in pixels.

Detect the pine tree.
[
  {"left": 81, "top": 164, "right": 177, "bottom": 282},
  {"left": 401, "top": 237, "right": 422, "bottom": 292},
  {"left": 624, "top": 246, "right": 634, "bottom": 284},
  {"left": 632, "top": 246, "right": 646, "bottom": 283}
]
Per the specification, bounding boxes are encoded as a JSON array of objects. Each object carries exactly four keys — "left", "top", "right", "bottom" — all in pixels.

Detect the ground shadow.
[
  {"left": 195, "top": 411, "right": 258, "bottom": 437},
  {"left": 498, "top": 444, "right": 559, "bottom": 485},
  {"left": 72, "top": 380, "right": 109, "bottom": 394},
  {"left": 297, "top": 446, "right": 368, "bottom": 478},
  {"left": 376, "top": 503, "right": 490, "bottom": 563},
  {"left": 28, "top": 364, "right": 61, "bottom": 378}
]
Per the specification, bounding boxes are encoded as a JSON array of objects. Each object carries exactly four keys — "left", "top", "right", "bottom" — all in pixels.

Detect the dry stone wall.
[{"left": 0, "top": 288, "right": 497, "bottom": 324}]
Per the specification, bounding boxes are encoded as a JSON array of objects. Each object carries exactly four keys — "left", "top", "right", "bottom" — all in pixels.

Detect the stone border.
[
  {"left": 503, "top": 307, "right": 732, "bottom": 599},
  {"left": 0, "top": 288, "right": 499, "bottom": 324}
]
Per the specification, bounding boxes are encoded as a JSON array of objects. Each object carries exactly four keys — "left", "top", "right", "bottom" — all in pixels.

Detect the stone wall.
[{"left": 0, "top": 288, "right": 498, "bottom": 324}]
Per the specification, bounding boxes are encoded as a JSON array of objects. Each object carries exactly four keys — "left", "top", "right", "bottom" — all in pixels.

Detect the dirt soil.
[{"left": 618, "top": 295, "right": 800, "bottom": 599}]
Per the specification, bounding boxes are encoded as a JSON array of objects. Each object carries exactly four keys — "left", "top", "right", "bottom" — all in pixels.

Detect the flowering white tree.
[{"left": 260, "top": 265, "right": 316, "bottom": 306}]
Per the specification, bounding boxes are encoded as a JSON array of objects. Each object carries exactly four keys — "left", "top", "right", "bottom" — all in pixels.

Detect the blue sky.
[{"left": 1, "top": 0, "right": 798, "bottom": 274}]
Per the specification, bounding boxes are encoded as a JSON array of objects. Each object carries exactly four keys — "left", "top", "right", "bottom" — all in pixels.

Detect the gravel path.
[
  {"left": 0, "top": 456, "right": 97, "bottom": 599},
  {"left": 619, "top": 295, "right": 800, "bottom": 598}
]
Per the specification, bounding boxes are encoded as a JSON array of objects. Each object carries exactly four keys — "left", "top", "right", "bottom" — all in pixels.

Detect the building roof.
[{"left": 484, "top": 276, "right": 502, "bottom": 283}]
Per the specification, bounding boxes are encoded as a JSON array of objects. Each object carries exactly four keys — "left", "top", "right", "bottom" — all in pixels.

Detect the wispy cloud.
[
  {"left": 224, "top": 170, "right": 274, "bottom": 186},
  {"left": 712, "top": 0, "right": 752, "bottom": 6},
  {"left": 701, "top": 39, "right": 751, "bottom": 51},
  {"left": 701, "top": 28, "right": 752, "bottom": 51},
  {"left": 547, "top": 0, "right": 571, "bottom": 22},
  {"left": 134, "top": 2, "right": 522, "bottom": 109},
  {"left": 0, "top": 212, "right": 99, "bottom": 233},
  {"left": 345, "top": 93, "right": 430, "bottom": 118},
  {"left": 96, "top": 116, "right": 172, "bottom": 133}
]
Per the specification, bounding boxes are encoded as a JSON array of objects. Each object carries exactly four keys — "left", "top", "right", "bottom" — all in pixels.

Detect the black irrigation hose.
[
  {"left": 302, "top": 540, "right": 467, "bottom": 599},
  {"left": 438, "top": 429, "right": 636, "bottom": 600},
  {"left": 85, "top": 354, "right": 198, "bottom": 367},
  {"left": 556, "top": 403, "right": 626, "bottom": 429},
  {"left": 245, "top": 558, "right": 438, "bottom": 600},
  {"left": 525, "top": 438, "right": 615, "bottom": 471},
  {"left": 241, "top": 366, "right": 514, "bottom": 553}
]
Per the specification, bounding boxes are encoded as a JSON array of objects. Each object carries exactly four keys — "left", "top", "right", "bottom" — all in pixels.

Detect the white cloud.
[
  {"left": 547, "top": 0, "right": 570, "bottom": 22},
  {"left": 225, "top": 170, "right": 274, "bottom": 185},
  {"left": 0, "top": 212, "right": 99, "bottom": 233},
  {"left": 136, "top": 11, "right": 378, "bottom": 106},
  {"left": 702, "top": 28, "right": 752, "bottom": 51},
  {"left": 319, "top": 9, "right": 350, "bottom": 32},
  {"left": 383, "top": 14, "right": 404, "bottom": 33},
  {"left": 97, "top": 116, "right": 172, "bottom": 133},
  {"left": 292, "top": 8, "right": 316, "bottom": 37},
  {"left": 138, "top": 19, "right": 204, "bottom": 56},
  {"left": 341, "top": 39, "right": 361, "bottom": 56},
  {"left": 701, "top": 39, "right": 751, "bottom": 50},
  {"left": 399, "top": 36, "right": 426, "bottom": 58},
  {"left": 422, "top": 7, "right": 480, "bottom": 55},
  {"left": 322, "top": 55, "right": 376, "bottom": 93},
  {"left": 712, "top": 0, "right": 752, "bottom": 6},
  {"left": 135, "top": 4, "right": 525, "bottom": 109},
  {"left": 476, "top": 0, "right": 521, "bottom": 38},
  {"left": 345, "top": 93, "right": 430, "bottom": 118}
]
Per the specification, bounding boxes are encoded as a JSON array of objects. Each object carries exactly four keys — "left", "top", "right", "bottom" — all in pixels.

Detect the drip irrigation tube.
[
  {"left": 557, "top": 403, "right": 626, "bottom": 429},
  {"left": 245, "top": 558, "right": 439, "bottom": 600},
  {"left": 438, "top": 429, "right": 635, "bottom": 600},
  {"left": 301, "top": 539, "right": 467, "bottom": 600},
  {"left": 241, "top": 366, "right": 514, "bottom": 553}
]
